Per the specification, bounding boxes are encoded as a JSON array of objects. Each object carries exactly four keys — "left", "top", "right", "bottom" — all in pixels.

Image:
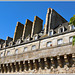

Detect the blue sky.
[{"left": 0, "top": 1, "right": 75, "bottom": 40}]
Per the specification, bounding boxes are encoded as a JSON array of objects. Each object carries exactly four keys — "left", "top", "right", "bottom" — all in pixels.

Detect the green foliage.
[
  {"left": 72, "top": 36, "right": 75, "bottom": 46},
  {"left": 69, "top": 15, "right": 75, "bottom": 26},
  {"left": 69, "top": 15, "right": 75, "bottom": 46}
]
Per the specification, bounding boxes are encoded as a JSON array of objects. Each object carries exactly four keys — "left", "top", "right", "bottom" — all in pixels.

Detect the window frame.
[
  {"left": 71, "top": 25, "right": 75, "bottom": 30},
  {"left": 32, "top": 45, "right": 36, "bottom": 50},
  {"left": 57, "top": 39, "right": 63, "bottom": 45},
  {"left": 7, "top": 51, "right": 10, "bottom": 56},
  {"left": 1, "top": 52, "right": 3, "bottom": 57},
  {"left": 48, "top": 30, "right": 53, "bottom": 36},
  {"left": 24, "top": 47, "right": 27, "bottom": 52},
  {"left": 58, "top": 27, "right": 64, "bottom": 34},
  {"left": 15, "top": 49, "right": 18, "bottom": 54},
  {"left": 46, "top": 41, "right": 52, "bottom": 47},
  {"left": 69, "top": 36, "right": 73, "bottom": 43}
]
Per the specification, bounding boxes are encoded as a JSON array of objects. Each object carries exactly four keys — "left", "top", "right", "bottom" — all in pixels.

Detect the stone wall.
[
  {"left": 22, "top": 19, "right": 33, "bottom": 40},
  {"left": 13, "top": 22, "right": 24, "bottom": 42},
  {"left": 31, "top": 16, "right": 43, "bottom": 38},
  {"left": 0, "top": 53, "right": 75, "bottom": 74},
  {"left": 44, "top": 8, "right": 67, "bottom": 35}
]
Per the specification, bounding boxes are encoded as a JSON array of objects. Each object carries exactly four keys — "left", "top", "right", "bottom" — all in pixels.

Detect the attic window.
[
  {"left": 10, "top": 43, "right": 12, "bottom": 46},
  {"left": 59, "top": 28, "right": 63, "bottom": 33},
  {"left": 3, "top": 45, "right": 5, "bottom": 48},
  {"left": 18, "top": 40, "right": 21, "bottom": 44},
  {"left": 49, "top": 31, "right": 53, "bottom": 36},
  {"left": 27, "top": 38, "right": 29, "bottom": 41},
  {"left": 34, "top": 36, "right": 38, "bottom": 40}
]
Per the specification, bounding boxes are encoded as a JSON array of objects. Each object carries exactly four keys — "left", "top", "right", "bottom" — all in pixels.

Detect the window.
[
  {"left": 34, "top": 36, "right": 37, "bottom": 40},
  {"left": 69, "top": 36, "right": 73, "bottom": 43},
  {"left": 59, "top": 28, "right": 63, "bottom": 33},
  {"left": 71, "top": 25, "right": 75, "bottom": 30},
  {"left": 57, "top": 39, "right": 63, "bottom": 45},
  {"left": 24, "top": 47, "right": 27, "bottom": 52},
  {"left": 27, "top": 38, "right": 29, "bottom": 41},
  {"left": 47, "top": 41, "right": 52, "bottom": 47},
  {"left": 18, "top": 40, "right": 21, "bottom": 44},
  {"left": 15, "top": 49, "right": 18, "bottom": 54},
  {"left": 7, "top": 51, "right": 10, "bottom": 55},
  {"left": 0, "top": 45, "right": 1, "bottom": 48},
  {"left": 1, "top": 52, "right": 3, "bottom": 57},
  {"left": 49, "top": 31, "right": 53, "bottom": 36},
  {"left": 32, "top": 45, "right": 36, "bottom": 50},
  {"left": 9, "top": 43, "right": 12, "bottom": 46},
  {"left": 3, "top": 45, "right": 5, "bottom": 48}
]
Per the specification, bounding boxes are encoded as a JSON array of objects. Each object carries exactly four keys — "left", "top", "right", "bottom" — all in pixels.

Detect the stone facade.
[
  {"left": 22, "top": 19, "right": 33, "bottom": 40},
  {"left": 13, "top": 22, "right": 24, "bottom": 42},
  {"left": 0, "top": 8, "right": 75, "bottom": 74}
]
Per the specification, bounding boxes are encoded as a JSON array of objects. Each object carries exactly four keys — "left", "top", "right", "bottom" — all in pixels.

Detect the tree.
[
  {"left": 69, "top": 15, "right": 75, "bottom": 46},
  {"left": 69, "top": 15, "right": 75, "bottom": 26}
]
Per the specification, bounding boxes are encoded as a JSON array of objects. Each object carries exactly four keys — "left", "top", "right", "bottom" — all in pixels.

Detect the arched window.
[
  {"left": 32, "top": 45, "right": 36, "bottom": 50},
  {"left": 24, "top": 47, "right": 27, "bottom": 52},
  {"left": 49, "top": 31, "right": 53, "bottom": 36},
  {"left": 57, "top": 39, "right": 63, "bottom": 45},
  {"left": 69, "top": 36, "right": 73, "bottom": 43},
  {"left": 47, "top": 41, "right": 52, "bottom": 47},
  {"left": 15, "top": 49, "right": 18, "bottom": 54},
  {"left": 59, "top": 28, "right": 63, "bottom": 33},
  {"left": 34, "top": 36, "right": 37, "bottom": 40},
  {"left": 7, "top": 51, "right": 10, "bottom": 55}
]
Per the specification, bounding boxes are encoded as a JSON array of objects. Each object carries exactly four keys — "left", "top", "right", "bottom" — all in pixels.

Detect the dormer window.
[
  {"left": 60, "top": 28, "right": 63, "bottom": 33},
  {"left": 33, "top": 34, "right": 38, "bottom": 40},
  {"left": 59, "top": 28, "right": 63, "bottom": 33},
  {"left": 18, "top": 40, "right": 21, "bottom": 44},
  {"left": 18, "top": 39, "right": 21, "bottom": 44},
  {"left": 58, "top": 26, "right": 64, "bottom": 34},
  {"left": 16, "top": 39, "right": 21, "bottom": 44},
  {"left": 3, "top": 45, "right": 5, "bottom": 48},
  {"left": 34, "top": 36, "right": 37, "bottom": 40},
  {"left": 9, "top": 43, "right": 12, "bottom": 46},
  {"left": 27, "top": 38, "right": 29, "bottom": 41},
  {"left": 49, "top": 31, "right": 53, "bottom": 36},
  {"left": 10, "top": 43, "right": 12, "bottom": 46},
  {"left": 48, "top": 30, "right": 53, "bottom": 36}
]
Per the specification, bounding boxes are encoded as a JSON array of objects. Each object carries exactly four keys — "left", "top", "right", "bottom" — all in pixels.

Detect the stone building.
[{"left": 0, "top": 8, "right": 75, "bottom": 74}]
